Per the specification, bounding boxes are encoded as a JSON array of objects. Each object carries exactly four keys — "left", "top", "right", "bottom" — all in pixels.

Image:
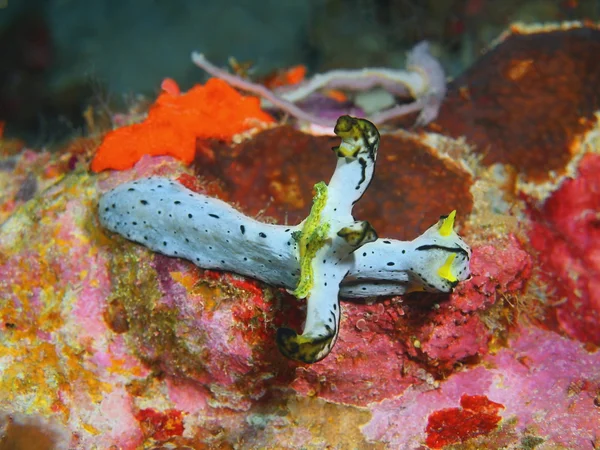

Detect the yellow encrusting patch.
[
  {"left": 293, "top": 181, "right": 330, "bottom": 299},
  {"left": 0, "top": 173, "right": 113, "bottom": 421},
  {"left": 439, "top": 210, "right": 456, "bottom": 237},
  {"left": 437, "top": 253, "right": 458, "bottom": 283}
]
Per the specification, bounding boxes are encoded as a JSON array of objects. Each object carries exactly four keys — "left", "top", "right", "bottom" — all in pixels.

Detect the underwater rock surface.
[{"left": 1, "top": 22, "right": 600, "bottom": 449}]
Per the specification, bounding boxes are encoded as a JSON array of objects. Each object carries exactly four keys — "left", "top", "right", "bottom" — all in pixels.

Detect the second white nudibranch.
[{"left": 98, "top": 115, "right": 471, "bottom": 364}]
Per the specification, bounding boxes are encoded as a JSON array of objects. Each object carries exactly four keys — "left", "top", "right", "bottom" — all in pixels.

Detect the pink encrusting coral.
[
  {"left": 0, "top": 174, "right": 150, "bottom": 449},
  {"left": 528, "top": 153, "right": 600, "bottom": 346},
  {"left": 397, "top": 236, "right": 533, "bottom": 367},
  {"left": 362, "top": 327, "right": 600, "bottom": 449}
]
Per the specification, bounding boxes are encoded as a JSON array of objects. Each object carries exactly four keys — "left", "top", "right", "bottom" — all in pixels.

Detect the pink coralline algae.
[
  {"left": 528, "top": 152, "right": 600, "bottom": 346},
  {"left": 362, "top": 327, "right": 600, "bottom": 449},
  {"left": 397, "top": 236, "right": 533, "bottom": 368}
]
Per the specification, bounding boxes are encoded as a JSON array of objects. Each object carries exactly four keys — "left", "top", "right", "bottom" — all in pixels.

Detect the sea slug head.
[
  {"left": 408, "top": 210, "right": 472, "bottom": 293},
  {"left": 332, "top": 115, "right": 379, "bottom": 161}
]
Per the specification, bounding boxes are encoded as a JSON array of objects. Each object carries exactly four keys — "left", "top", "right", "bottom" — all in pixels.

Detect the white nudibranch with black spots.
[{"left": 98, "top": 115, "right": 471, "bottom": 363}]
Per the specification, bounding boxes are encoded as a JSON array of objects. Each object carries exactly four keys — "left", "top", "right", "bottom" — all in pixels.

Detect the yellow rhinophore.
[
  {"left": 437, "top": 253, "right": 458, "bottom": 283},
  {"left": 439, "top": 210, "right": 456, "bottom": 237}
]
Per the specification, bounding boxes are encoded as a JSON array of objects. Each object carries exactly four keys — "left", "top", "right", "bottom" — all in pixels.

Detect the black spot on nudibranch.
[
  {"left": 128, "top": 188, "right": 135, "bottom": 192},
  {"left": 387, "top": 262, "right": 395, "bottom": 266},
  {"left": 163, "top": 241, "right": 167, "bottom": 246},
  {"left": 240, "top": 225, "right": 246, "bottom": 234},
  {"left": 174, "top": 201, "right": 181, "bottom": 205},
  {"left": 259, "top": 232, "right": 267, "bottom": 238},
  {"left": 140, "top": 200, "right": 148, "bottom": 205},
  {"left": 189, "top": 214, "right": 193, "bottom": 218},
  {"left": 383, "top": 240, "right": 391, "bottom": 244},
  {"left": 208, "top": 213, "right": 219, "bottom": 219}
]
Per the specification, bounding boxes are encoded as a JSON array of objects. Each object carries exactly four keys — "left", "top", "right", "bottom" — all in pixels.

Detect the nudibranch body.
[{"left": 98, "top": 116, "right": 471, "bottom": 363}]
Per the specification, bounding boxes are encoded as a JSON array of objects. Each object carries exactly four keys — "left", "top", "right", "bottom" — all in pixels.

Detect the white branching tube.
[
  {"left": 191, "top": 41, "right": 447, "bottom": 127},
  {"left": 98, "top": 116, "right": 470, "bottom": 363}
]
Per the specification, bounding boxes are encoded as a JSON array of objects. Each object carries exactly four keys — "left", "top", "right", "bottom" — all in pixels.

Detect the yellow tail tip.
[
  {"left": 276, "top": 327, "right": 334, "bottom": 363},
  {"left": 439, "top": 210, "right": 456, "bottom": 237},
  {"left": 437, "top": 253, "right": 458, "bottom": 283}
]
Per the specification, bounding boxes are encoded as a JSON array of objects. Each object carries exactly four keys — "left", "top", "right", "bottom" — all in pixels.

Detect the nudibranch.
[{"left": 98, "top": 116, "right": 471, "bottom": 363}]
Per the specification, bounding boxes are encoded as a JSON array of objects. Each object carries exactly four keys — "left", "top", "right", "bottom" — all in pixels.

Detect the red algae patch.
[
  {"left": 426, "top": 394, "right": 504, "bottom": 448},
  {"left": 436, "top": 24, "right": 600, "bottom": 182},
  {"left": 134, "top": 408, "right": 185, "bottom": 441},
  {"left": 90, "top": 78, "right": 274, "bottom": 172}
]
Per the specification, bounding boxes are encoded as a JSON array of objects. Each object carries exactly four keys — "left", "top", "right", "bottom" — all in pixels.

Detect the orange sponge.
[{"left": 91, "top": 78, "right": 274, "bottom": 172}]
